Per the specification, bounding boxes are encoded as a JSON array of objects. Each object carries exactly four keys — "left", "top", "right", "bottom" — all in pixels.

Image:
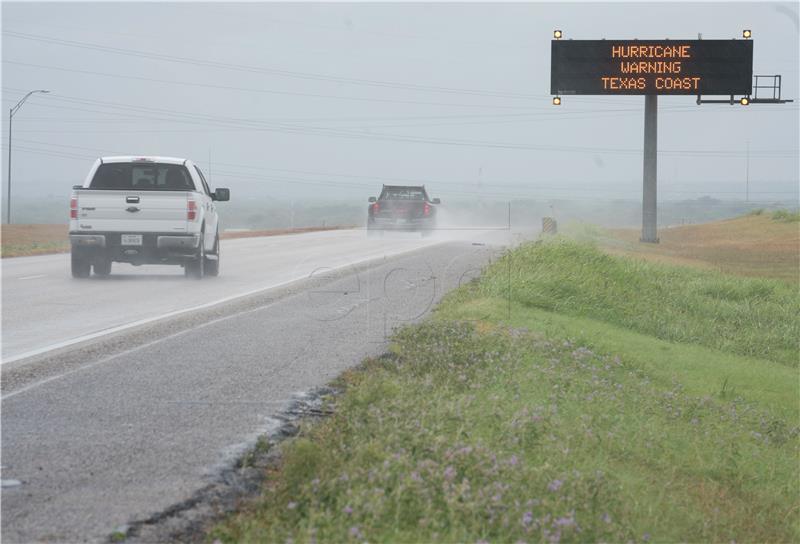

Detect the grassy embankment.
[
  {"left": 582, "top": 210, "right": 799, "bottom": 283},
  {"left": 211, "top": 214, "right": 799, "bottom": 543},
  {"left": 0, "top": 224, "right": 71, "bottom": 257},
  {"left": 0, "top": 224, "right": 353, "bottom": 258}
]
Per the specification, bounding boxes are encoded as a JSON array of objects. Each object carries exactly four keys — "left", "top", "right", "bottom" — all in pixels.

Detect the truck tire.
[
  {"left": 185, "top": 234, "right": 205, "bottom": 279},
  {"left": 204, "top": 232, "right": 220, "bottom": 277},
  {"left": 71, "top": 251, "right": 91, "bottom": 279},
  {"left": 93, "top": 258, "right": 112, "bottom": 277}
]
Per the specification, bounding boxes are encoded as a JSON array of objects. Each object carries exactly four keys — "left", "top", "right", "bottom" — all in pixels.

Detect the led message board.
[{"left": 551, "top": 40, "right": 753, "bottom": 95}]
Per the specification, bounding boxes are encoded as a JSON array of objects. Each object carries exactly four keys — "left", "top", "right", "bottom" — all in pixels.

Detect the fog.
[{"left": 2, "top": 2, "right": 798, "bottom": 226}]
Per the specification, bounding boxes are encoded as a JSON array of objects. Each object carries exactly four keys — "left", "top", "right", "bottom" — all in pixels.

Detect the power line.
[
  {"left": 4, "top": 87, "right": 797, "bottom": 160},
  {"left": 3, "top": 31, "right": 543, "bottom": 100},
  {"left": 8, "top": 140, "right": 798, "bottom": 198},
  {"left": 0, "top": 92, "right": 719, "bottom": 133},
  {"left": 7, "top": 144, "right": 795, "bottom": 202},
  {"left": 2, "top": 60, "right": 548, "bottom": 111},
  {"left": 5, "top": 92, "right": 795, "bottom": 158}
]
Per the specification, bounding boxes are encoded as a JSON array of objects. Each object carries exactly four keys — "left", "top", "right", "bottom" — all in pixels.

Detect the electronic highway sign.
[{"left": 551, "top": 39, "right": 753, "bottom": 95}]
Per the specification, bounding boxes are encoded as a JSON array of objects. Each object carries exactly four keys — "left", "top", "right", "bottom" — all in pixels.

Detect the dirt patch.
[
  {"left": 1, "top": 224, "right": 69, "bottom": 257},
  {"left": 603, "top": 215, "right": 799, "bottom": 282}
]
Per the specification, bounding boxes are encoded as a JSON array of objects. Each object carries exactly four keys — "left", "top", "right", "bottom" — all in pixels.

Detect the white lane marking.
[
  {"left": 1, "top": 302, "right": 272, "bottom": 401},
  {"left": 17, "top": 275, "right": 47, "bottom": 281},
  {"left": 1, "top": 239, "right": 443, "bottom": 366}
]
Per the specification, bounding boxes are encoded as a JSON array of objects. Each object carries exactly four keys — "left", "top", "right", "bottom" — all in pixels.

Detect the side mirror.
[
  {"left": 432, "top": 198, "right": 441, "bottom": 204},
  {"left": 212, "top": 188, "right": 230, "bottom": 201},
  {"left": 368, "top": 196, "right": 377, "bottom": 203}
]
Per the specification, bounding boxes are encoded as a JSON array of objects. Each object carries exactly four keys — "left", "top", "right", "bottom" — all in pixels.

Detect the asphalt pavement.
[
  {"left": 1, "top": 228, "right": 517, "bottom": 542},
  {"left": 2, "top": 229, "right": 443, "bottom": 362}
]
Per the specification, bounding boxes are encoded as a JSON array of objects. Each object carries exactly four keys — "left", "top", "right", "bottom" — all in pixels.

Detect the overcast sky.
[{"left": 2, "top": 1, "right": 798, "bottom": 204}]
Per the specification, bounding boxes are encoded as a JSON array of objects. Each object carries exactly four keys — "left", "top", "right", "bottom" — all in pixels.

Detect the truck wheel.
[
  {"left": 185, "top": 234, "right": 205, "bottom": 279},
  {"left": 71, "top": 252, "right": 91, "bottom": 279},
  {"left": 93, "top": 258, "right": 112, "bottom": 277},
  {"left": 204, "top": 233, "right": 220, "bottom": 277}
]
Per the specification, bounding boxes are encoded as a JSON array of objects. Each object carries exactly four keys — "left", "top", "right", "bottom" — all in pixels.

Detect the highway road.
[
  {"left": 2, "top": 229, "right": 451, "bottom": 362},
  {"left": 1, "top": 227, "right": 518, "bottom": 542}
]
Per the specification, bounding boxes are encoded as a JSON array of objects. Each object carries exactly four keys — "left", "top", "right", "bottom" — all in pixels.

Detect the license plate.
[{"left": 121, "top": 234, "right": 142, "bottom": 246}]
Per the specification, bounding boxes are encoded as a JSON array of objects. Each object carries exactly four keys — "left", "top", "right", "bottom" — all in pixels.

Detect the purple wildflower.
[
  {"left": 343, "top": 505, "right": 353, "bottom": 515},
  {"left": 547, "top": 479, "right": 563, "bottom": 492},
  {"left": 444, "top": 466, "right": 456, "bottom": 481},
  {"left": 522, "top": 511, "right": 533, "bottom": 527},
  {"left": 509, "top": 455, "right": 519, "bottom": 466},
  {"left": 349, "top": 526, "right": 362, "bottom": 539},
  {"left": 643, "top": 533, "right": 651, "bottom": 542},
  {"left": 602, "top": 512, "right": 612, "bottom": 524},
  {"left": 554, "top": 515, "right": 575, "bottom": 528},
  {"left": 546, "top": 528, "right": 562, "bottom": 544}
]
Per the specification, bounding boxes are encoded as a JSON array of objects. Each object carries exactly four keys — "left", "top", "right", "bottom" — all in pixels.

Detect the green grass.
[
  {"left": 772, "top": 209, "right": 800, "bottom": 223},
  {"left": 212, "top": 238, "right": 800, "bottom": 544},
  {"left": 440, "top": 296, "right": 797, "bottom": 421},
  {"left": 478, "top": 238, "right": 799, "bottom": 367},
  {"left": 1, "top": 241, "right": 69, "bottom": 258}
]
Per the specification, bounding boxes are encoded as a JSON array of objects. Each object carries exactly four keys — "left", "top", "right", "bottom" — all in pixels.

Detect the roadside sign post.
[
  {"left": 550, "top": 34, "right": 770, "bottom": 243},
  {"left": 642, "top": 94, "right": 658, "bottom": 242}
]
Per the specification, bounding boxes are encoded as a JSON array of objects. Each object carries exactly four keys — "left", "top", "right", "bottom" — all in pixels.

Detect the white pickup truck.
[{"left": 69, "top": 156, "right": 230, "bottom": 279}]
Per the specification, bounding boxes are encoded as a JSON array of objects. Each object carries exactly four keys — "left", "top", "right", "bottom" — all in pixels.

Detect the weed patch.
[
  {"left": 212, "top": 322, "right": 799, "bottom": 543},
  {"left": 479, "top": 239, "right": 799, "bottom": 366},
  {"left": 212, "top": 234, "right": 799, "bottom": 543}
]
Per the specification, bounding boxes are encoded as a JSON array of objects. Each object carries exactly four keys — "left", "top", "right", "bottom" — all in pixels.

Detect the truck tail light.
[
  {"left": 187, "top": 199, "right": 197, "bottom": 221},
  {"left": 423, "top": 202, "right": 431, "bottom": 216},
  {"left": 70, "top": 196, "right": 78, "bottom": 219},
  {"left": 372, "top": 202, "right": 380, "bottom": 213}
]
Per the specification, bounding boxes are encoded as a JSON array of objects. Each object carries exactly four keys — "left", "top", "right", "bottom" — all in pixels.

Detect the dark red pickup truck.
[{"left": 367, "top": 185, "right": 440, "bottom": 236}]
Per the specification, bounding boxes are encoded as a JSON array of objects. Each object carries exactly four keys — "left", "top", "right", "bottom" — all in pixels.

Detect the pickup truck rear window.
[
  {"left": 90, "top": 163, "right": 196, "bottom": 191},
  {"left": 380, "top": 187, "right": 427, "bottom": 200}
]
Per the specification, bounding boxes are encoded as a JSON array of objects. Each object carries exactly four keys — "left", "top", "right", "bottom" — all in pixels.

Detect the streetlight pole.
[{"left": 6, "top": 89, "right": 50, "bottom": 224}]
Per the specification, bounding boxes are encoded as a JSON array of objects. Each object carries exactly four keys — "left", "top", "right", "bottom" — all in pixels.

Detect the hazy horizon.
[{"left": 2, "top": 1, "right": 798, "bottom": 211}]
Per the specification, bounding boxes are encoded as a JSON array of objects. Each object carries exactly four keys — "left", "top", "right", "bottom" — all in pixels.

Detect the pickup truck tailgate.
[
  {"left": 375, "top": 200, "right": 425, "bottom": 219},
  {"left": 75, "top": 190, "right": 189, "bottom": 233}
]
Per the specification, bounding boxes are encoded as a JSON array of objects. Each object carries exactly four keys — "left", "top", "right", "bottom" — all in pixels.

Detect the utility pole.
[
  {"left": 745, "top": 140, "right": 750, "bottom": 202},
  {"left": 641, "top": 95, "right": 659, "bottom": 243},
  {"left": 7, "top": 107, "right": 12, "bottom": 224},
  {"left": 6, "top": 89, "right": 50, "bottom": 224}
]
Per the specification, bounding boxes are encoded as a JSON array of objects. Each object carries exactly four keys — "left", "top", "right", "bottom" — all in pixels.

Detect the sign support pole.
[{"left": 641, "top": 94, "right": 659, "bottom": 243}]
